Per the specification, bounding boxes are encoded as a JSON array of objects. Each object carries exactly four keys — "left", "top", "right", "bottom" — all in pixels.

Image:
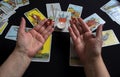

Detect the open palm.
[{"left": 16, "top": 18, "right": 54, "bottom": 58}]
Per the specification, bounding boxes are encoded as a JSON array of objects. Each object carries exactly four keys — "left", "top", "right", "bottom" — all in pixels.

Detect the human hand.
[
  {"left": 68, "top": 18, "right": 103, "bottom": 64},
  {"left": 15, "top": 17, "right": 54, "bottom": 58}
]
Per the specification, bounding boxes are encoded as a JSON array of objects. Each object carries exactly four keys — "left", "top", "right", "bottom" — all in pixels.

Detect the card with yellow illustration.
[
  {"left": 24, "top": 8, "right": 46, "bottom": 26},
  {"left": 102, "top": 29, "right": 119, "bottom": 47},
  {"left": 32, "top": 35, "right": 52, "bottom": 62}
]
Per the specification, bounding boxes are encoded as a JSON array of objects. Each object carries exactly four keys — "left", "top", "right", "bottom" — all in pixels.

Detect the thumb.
[{"left": 19, "top": 17, "right": 26, "bottom": 34}]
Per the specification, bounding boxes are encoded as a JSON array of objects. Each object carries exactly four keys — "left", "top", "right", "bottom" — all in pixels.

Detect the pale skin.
[
  {"left": 68, "top": 18, "right": 110, "bottom": 77},
  {"left": 0, "top": 17, "right": 110, "bottom": 77},
  {"left": 0, "top": 17, "right": 54, "bottom": 77}
]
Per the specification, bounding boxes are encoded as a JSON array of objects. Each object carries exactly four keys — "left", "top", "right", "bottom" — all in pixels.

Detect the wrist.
[
  {"left": 84, "top": 55, "right": 102, "bottom": 66},
  {"left": 14, "top": 47, "right": 32, "bottom": 61}
]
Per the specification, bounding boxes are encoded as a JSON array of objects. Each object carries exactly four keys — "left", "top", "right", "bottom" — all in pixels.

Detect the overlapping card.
[
  {"left": 24, "top": 8, "right": 46, "bottom": 26},
  {"left": 100, "top": 0, "right": 120, "bottom": 25},
  {"left": 67, "top": 4, "right": 83, "bottom": 18},
  {"left": 69, "top": 29, "right": 120, "bottom": 66},
  {"left": 84, "top": 13, "right": 106, "bottom": 31},
  {"left": 0, "top": 0, "right": 30, "bottom": 35}
]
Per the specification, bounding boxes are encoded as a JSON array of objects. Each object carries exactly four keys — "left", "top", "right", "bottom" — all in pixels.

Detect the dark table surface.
[{"left": 0, "top": 0, "right": 120, "bottom": 77}]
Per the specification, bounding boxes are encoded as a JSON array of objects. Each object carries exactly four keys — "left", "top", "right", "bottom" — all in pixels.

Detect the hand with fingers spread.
[
  {"left": 16, "top": 17, "right": 54, "bottom": 58},
  {"left": 69, "top": 18, "right": 103, "bottom": 64},
  {"left": 69, "top": 18, "right": 110, "bottom": 77},
  {"left": 0, "top": 17, "right": 54, "bottom": 77}
]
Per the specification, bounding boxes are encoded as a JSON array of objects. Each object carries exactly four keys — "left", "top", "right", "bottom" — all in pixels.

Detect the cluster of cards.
[
  {"left": 101, "top": 0, "right": 120, "bottom": 25},
  {"left": 0, "top": 0, "right": 30, "bottom": 35},
  {"left": 46, "top": 3, "right": 83, "bottom": 32},
  {"left": 70, "top": 29, "right": 120, "bottom": 66}
]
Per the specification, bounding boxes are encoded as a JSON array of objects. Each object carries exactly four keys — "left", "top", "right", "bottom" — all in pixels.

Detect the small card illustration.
[
  {"left": 84, "top": 13, "right": 106, "bottom": 31},
  {"left": 32, "top": 35, "right": 52, "bottom": 62},
  {"left": 5, "top": 25, "right": 31, "bottom": 41},
  {"left": 67, "top": 4, "right": 83, "bottom": 18},
  {"left": 24, "top": 8, "right": 46, "bottom": 26},
  {"left": 55, "top": 11, "right": 71, "bottom": 32},
  {"left": 46, "top": 3, "right": 61, "bottom": 21},
  {"left": 0, "top": 21, "right": 8, "bottom": 35},
  {"left": 102, "top": 29, "right": 119, "bottom": 47}
]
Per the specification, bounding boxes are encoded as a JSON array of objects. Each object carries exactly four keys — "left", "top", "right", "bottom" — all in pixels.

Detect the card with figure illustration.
[
  {"left": 102, "top": 29, "right": 119, "bottom": 47},
  {"left": 54, "top": 11, "right": 71, "bottom": 32},
  {"left": 24, "top": 8, "right": 46, "bottom": 26},
  {"left": 67, "top": 4, "right": 83, "bottom": 18},
  {"left": 84, "top": 13, "right": 106, "bottom": 31},
  {"left": 46, "top": 3, "right": 61, "bottom": 21},
  {"left": 32, "top": 35, "right": 52, "bottom": 62}
]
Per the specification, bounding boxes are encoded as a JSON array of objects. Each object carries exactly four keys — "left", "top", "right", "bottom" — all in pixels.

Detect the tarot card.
[
  {"left": 15, "top": 0, "right": 23, "bottom": 7},
  {"left": 54, "top": 11, "right": 71, "bottom": 32},
  {"left": 3, "top": 0, "right": 18, "bottom": 10},
  {"left": 84, "top": 13, "right": 106, "bottom": 31},
  {"left": 67, "top": 4, "right": 83, "bottom": 18},
  {"left": 102, "top": 29, "right": 119, "bottom": 47},
  {"left": 32, "top": 35, "right": 52, "bottom": 62},
  {"left": 100, "top": 0, "right": 120, "bottom": 12},
  {"left": 0, "top": 8, "right": 8, "bottom": 22},
  {"left": 69, "top": 38, "right": 83, "bottom": 67},
  {"left": 0, "top": 1, "right": 15, "bottom": 10},
  {"left": 46, "top": 3, "right": 61, "bottom": 21},
  {"left": 21, "top": 0, "right": 29, "bottom": 6},
  {"left": 0, "top": 19, "right": 8, "bottom": 28},
  {"left": 0, "top": 21, "right": 8, "bottom": 35},
  {"left": 5, "top": 25, "right": 31, "bottom": 41},
  {"left": 24, "top": 8, "right": 46, "bottom": 26}
]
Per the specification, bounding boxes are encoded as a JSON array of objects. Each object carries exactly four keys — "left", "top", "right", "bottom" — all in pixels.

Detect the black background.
[{"left": 0, "top": 0, "right": 120, "bottom": 77}]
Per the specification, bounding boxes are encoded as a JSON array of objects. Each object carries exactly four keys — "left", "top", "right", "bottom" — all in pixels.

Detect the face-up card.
[
  {"left": 100, "top": 0, "right": 120, "bottom": 12},
  {"left": 67, "top": 4, "right": 83, "bottom": 18},
  {"left": 3, "top": 0, "right": 18, "bottom": 10},
  {"left": 46, "top": 3, "right": 61, "bottom": 21},
  {"left": 54, "top": 11, "right": 71, "bottom": 32},
  {"left": 102, "top": 29, "right": 119, "bottom": 47},
  {"left": 0, "top": 8, "right": 8, "bottom": 22},
  {"left": 5, "top": 25, "right": 31, "bottom": 41},
  {"left": 24, "top": 8, "right": 46, "bottom": 26},
  {"left": 32, "top": 35, "right": 52, "bottom": 62},
  {"left": 84, "top": 13, "right": 106, "bottom": 31},
  {"left": 0, "top": 21, "right": 8, "bottom": 35}
]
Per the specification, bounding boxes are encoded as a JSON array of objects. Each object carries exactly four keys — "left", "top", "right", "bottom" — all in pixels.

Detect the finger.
[
  {"left": 68, "top": 26, "right": 77, "bottom": 42},
  {"left": 43, "top": 28, "right": 54, "bottom": 40},
  {"left": 19, "top": 17, "right": 26, "bottom": 34},
  {"left": 36, "top": 18, "right": 48, "bottom": 26},
  {"left": 71, "top": 18, "right": 83, "bottom": 34},
  {"left": 41, "top": 25, "right": 53, "bottom": 35},
  {"left": 38, "top": 19, "right": 54, "bottom": 34},
  {"left": 96, "top": 25, "right": 103, "bottom": 39},
  {"left": 70, "top": 20, "right": 80, "bottom": 37},
  {"left": 78, "top": 18, "right": 91, "bottom": 32}
]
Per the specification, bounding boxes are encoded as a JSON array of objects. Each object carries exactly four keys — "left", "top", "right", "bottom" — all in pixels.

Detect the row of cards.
[
  {"left": 101, "top": 0, "right": 120, "bottom": 25},
  {"left": 24, "top": 3, "right": 106, "bottom": 33},
  {"left": 70, "top": 29, "right": 120, "bottom": 66},
  {"left": 0, "top": 0, "right": 30, "bottom": 35}
]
